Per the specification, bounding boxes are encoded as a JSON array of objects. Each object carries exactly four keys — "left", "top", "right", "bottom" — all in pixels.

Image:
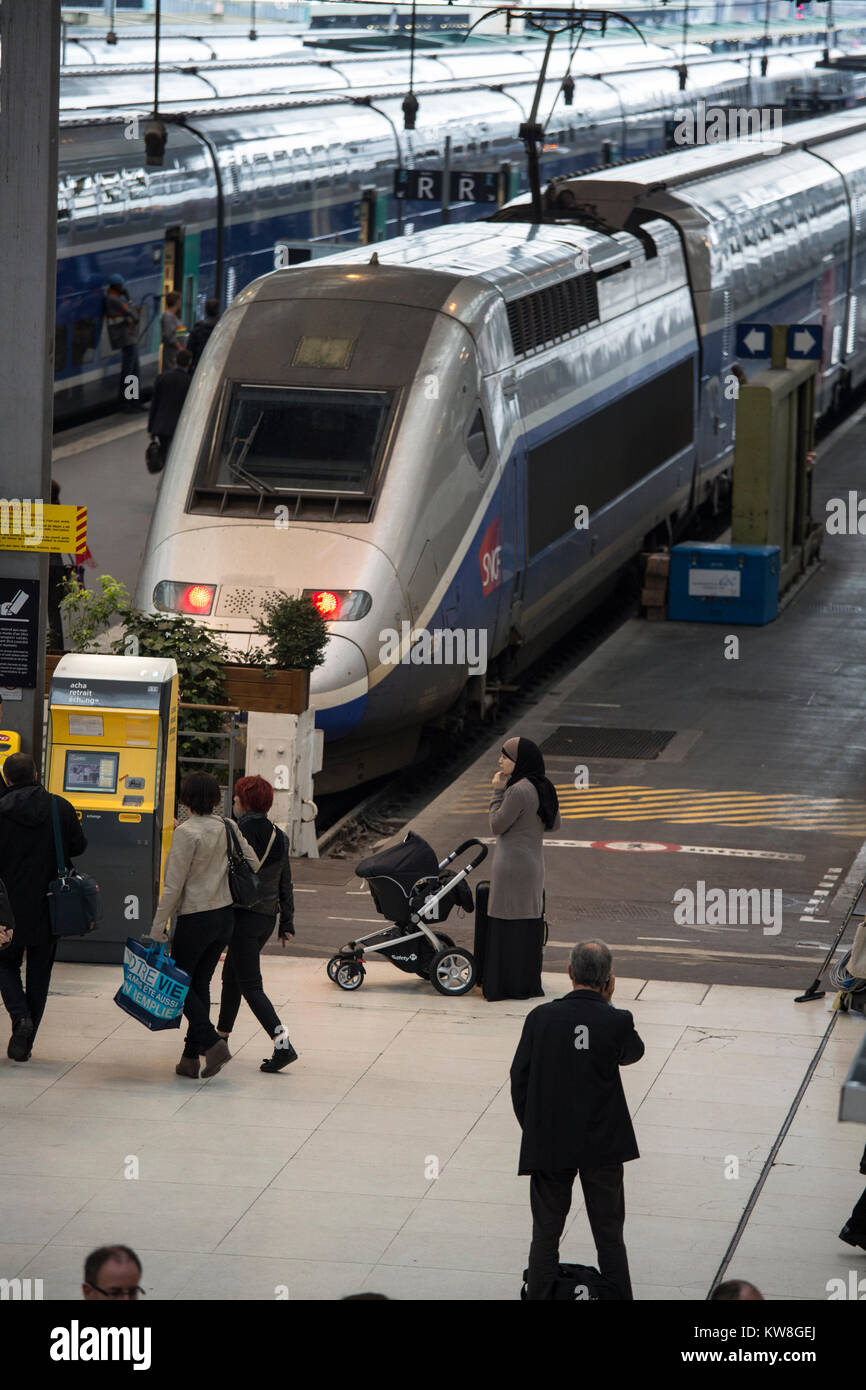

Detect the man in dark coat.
[
  {"left": 186, "top": 297, "right": 219, "bottom": 372},
  {"left": 0, "top": 753, "right": 87, "bottom": 1061},
  {"left": 103, "top": 274, "right": 142, "bottom": 412},
  {"left": 147, "top": 347, "right": 192, "bottom": 471},
  {"left": 510, "top": 939, "right": 644, "bottom": 1299}
]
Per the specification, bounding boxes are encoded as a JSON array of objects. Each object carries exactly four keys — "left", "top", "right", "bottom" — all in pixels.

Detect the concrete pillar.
[
  {"left": 245, "top": 711, "right": 323, "bottom": 858},
  {"left": 0, "top": 0, "right": 61, "bottom": 764}
]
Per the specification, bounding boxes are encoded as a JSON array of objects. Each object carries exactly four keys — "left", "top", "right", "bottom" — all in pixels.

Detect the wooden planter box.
[
  {"left": 222, "top": 665, "right": 310, "bottom": 715},
  {"left": 44, "top": 652, "right": 63, "bottom": 694},
  {"left": 46, "top": 653, "right": 309, "bottom": 715}
]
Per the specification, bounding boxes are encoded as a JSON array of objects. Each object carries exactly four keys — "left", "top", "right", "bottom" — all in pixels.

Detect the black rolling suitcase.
[
  {"left": 520, "top": 1264, "right": 621, "bottom": 1301},
  {"left": 473, "top": 880, "right": 490, "bottom": 987}
]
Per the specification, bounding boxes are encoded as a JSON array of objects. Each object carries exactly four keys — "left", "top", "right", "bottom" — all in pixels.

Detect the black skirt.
[{"left": 480, "top": 914, "right": 545, "bottom": 1002}]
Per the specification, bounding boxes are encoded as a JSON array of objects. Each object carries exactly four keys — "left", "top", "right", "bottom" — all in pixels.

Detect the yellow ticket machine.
[
  {"left": 47, "top": 654, "right": 178, "bottom": 963},
  {"left": 0, "top": 728, "right": 21, "bottom": 777}
]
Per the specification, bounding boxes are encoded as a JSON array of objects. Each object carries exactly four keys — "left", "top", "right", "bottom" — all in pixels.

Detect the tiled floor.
[{"left": 0, "top": 957, "right": 863, "bottom": 1301}]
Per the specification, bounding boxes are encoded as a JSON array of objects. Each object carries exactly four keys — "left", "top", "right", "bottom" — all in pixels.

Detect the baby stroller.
[{"left": 326, "top": 831, "right": 488, "bottom": 995}]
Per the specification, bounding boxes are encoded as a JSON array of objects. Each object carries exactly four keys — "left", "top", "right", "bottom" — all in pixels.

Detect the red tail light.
[
  {"left": 180, "top": 584, "right": 216, "bottom": 614},
  {"left": 303, "top": 589, "right": 372, "bottom": 621},
  {"left": 310, "top": 590, "right": 341, "bottom": 619},
  {"left": 153, "top": 581, "right": 216, "bottom": 615}
]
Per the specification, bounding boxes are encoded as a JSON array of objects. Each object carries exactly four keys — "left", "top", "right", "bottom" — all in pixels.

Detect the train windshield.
[{"left": 213, "top": 384, "right": 393, "bottom": 495}]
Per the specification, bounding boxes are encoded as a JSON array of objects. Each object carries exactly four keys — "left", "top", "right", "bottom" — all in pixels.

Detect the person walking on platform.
[
  {"left": 839, "top": 1141, "right": 866, "bottom": 1251},
  {"left": 481, "top": 735, "right": 560, "bottom": 1001},
  {"left": 216, "top": 775, "right": 298, "bottom": 1073},
  {"left": 0, "top": 753, "right": 87, "bottom": 1061},
  {"left": 152, "top": 773, "right": 258, "bottom": 1080},
  {"left": 147, "top": 347, "right": 192, "bottom": 471},
  {"left": 160, "top": 290, "right": 184, "bottom": 369},
  {"left": 511, "top": 940, "right": 644, "bottom": 1300},
  {"left": 104, "top": 274, "right": 142, "bottom": 412},
  {"left": 186, "top": 297, "right": 220, "bottom": 372}
]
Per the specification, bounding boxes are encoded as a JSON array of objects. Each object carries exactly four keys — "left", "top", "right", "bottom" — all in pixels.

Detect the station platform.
[
  {"left": 0, "top": 956, "right": 862, "bottom": 1301},
  {"left": 289, "top": 402, "right": 866, "bottom": 993}
]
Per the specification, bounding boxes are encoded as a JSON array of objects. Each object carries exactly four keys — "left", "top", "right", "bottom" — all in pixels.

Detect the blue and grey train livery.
[{"left": 137, "top": 107, "right": 866, "bottom": 792}]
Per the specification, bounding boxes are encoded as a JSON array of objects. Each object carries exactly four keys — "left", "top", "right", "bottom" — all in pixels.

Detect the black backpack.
[{"left": 521, "top": 1264, "right": 621, "bottom": 1301}]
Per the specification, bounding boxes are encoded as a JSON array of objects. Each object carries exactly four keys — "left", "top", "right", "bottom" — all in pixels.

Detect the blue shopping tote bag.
[{"left": 114, "top": 937, "right": 191, "bottom": 1031}]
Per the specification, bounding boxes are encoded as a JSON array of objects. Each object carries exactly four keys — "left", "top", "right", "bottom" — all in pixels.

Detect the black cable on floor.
[{"left": 705, "top": 1007, "right": 841, "bottom": 1297}]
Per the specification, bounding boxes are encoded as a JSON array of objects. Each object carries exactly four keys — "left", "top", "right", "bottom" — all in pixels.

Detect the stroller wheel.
[
  {"left": 429, "top": 946, "right": 476, "bottom": 996},
  {"left": 327, "top": 956, "right": 342, "bottom": 982},
  {"left": 335, "top": 960, "right": 365, "bottom": 991}
]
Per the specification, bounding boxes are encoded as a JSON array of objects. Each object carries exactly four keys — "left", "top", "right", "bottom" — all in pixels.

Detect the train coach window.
[
  {"left": 466, "top": 409, "right": 489, "bottom": 470},
  {"left": 206, "top": 383, "right": 394, "bottom": 497}
]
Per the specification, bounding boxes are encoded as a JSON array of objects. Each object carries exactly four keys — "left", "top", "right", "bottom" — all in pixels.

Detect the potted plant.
[{"left": 224, "top": 592, "right": 328, "bottom": 714}]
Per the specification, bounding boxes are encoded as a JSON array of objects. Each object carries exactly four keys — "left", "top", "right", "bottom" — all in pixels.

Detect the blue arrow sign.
[
  {"left": 736, "top": 323, "right": 771, "bottom": 358},
  {"left": 787, "top": 323, "right": 823, "bottom": 359}
]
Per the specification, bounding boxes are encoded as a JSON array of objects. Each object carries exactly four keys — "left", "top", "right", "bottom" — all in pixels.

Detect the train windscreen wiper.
[{"left": 223, "top": 413, "right": 269, "bottom": 495}]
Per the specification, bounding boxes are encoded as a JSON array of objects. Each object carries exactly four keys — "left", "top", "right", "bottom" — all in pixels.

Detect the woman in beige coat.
[
  {"left": 153, "top": 772, "right": 258, "bottom": 1079},
  {"left": 484, "top": 736, "right": 560, "bottom": 1001}
]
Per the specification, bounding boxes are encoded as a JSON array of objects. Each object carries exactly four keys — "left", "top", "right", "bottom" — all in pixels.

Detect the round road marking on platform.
[{"left": 592, "top": 840, "right": 679, "bottom": 853}]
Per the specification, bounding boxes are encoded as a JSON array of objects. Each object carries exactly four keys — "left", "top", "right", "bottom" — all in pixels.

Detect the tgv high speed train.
[
  {"left": 137, "top": 105, "right": 866, "bottom": 792},
  {"left": 55, "top": 35, "right": 861, "bottom": 419}
]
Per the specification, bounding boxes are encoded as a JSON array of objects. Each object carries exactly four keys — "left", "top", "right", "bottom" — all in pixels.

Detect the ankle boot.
[
  {"left": 201, "top": 1037, "right": 232, "bottom": 1078},
  {"left": 176, "top": 1055, "right": 200, "bottom": 1079},
  {"left": 261, "top": 1027, "right": 298, "bottom": 1073}
]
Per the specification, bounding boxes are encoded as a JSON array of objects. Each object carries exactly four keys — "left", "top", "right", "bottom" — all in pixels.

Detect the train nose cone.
[{"left": 311, "top": 634, "right": 368, "bottom": 740}]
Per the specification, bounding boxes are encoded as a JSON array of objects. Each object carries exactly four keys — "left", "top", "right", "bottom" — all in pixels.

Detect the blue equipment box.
[{"left": 668, "top": 543, "right": 780, "bottom": 625}]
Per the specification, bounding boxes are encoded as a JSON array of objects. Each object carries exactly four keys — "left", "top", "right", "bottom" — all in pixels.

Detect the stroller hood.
[{"left": 355, "top": 831, "right": 439, "bottom": 892}]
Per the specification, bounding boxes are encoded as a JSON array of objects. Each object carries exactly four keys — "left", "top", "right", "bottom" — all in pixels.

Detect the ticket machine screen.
[{"left": 64, "top": 750, "right": 120, "bottom": 795}]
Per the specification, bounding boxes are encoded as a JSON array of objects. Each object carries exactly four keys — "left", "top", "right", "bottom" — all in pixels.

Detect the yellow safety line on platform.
[{"left": 451, "top": 783, "right": 866, "bottom": 834}]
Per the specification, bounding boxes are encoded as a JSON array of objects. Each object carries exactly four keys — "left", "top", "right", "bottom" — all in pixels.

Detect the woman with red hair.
[{"left": 216, "top": 775, "right": 297, "bottom": 1072}]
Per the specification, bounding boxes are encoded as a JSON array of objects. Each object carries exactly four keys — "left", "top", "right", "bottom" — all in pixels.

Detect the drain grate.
[
  {"left": 539, "top": 726, "right": 677, "bottom": 760},
  {"left": 573, "top": 901, "right": 674, "bottom": 922}
]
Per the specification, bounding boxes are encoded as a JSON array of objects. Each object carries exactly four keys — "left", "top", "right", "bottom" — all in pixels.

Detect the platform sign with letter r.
[
  {"left": 449, "top": 171, "right": 499, "bottom": 203},
  {"left": 394, "top": 168, "right": 500, "bottom": 203},
  {"left": 393, "top": 168, "right": 442, "bottom": 201}
]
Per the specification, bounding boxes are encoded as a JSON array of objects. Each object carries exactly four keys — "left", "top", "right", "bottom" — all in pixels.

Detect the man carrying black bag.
[
  {"left": 0, "top": 754, "right": 87, "bottom": 1061},
  {"left": 511, "top": 939, "right": 644, "bottom": 1300}
]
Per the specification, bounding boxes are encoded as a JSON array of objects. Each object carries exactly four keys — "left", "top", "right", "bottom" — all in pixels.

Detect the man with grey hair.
[{"left": 511, "top": 939, "right": 644, "bottom": 1299}]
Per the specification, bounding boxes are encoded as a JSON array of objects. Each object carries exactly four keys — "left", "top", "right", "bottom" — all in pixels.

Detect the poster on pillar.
[{"left": 0, "top": 578, "right": 39, "bottom": 689}]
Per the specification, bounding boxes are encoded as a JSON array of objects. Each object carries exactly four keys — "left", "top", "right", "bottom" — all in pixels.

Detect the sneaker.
[{"left": 7, "top": 1015, "right": 34, "bottom": 1062}]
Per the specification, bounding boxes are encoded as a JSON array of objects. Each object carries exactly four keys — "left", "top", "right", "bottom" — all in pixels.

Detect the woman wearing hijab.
[{"left": 483, "top": 736, "right": 560, "bottom": 1001}]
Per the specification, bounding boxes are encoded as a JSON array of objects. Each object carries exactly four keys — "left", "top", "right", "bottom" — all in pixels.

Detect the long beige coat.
[
  {"left": 152, "top": 812, "right": 258, "bottom": 933},
  {"left": 488, "top": 780, "right": 560, "bottom": 919}
]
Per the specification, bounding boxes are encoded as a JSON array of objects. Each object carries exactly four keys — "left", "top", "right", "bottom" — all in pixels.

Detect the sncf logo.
[{"left": 479, "top": 518, "right": 502, "bottom": 597}]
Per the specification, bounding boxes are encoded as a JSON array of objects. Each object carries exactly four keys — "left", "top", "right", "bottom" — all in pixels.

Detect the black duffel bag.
[
  {"left": 145, "top": 438, "right": 165, "bottom": 474},
  {"left": 521, "top": 1264, "right": 621, "bottom": 1301},
  {"left": 47, "top": 797, "right": 103, "bottom": 938}
]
